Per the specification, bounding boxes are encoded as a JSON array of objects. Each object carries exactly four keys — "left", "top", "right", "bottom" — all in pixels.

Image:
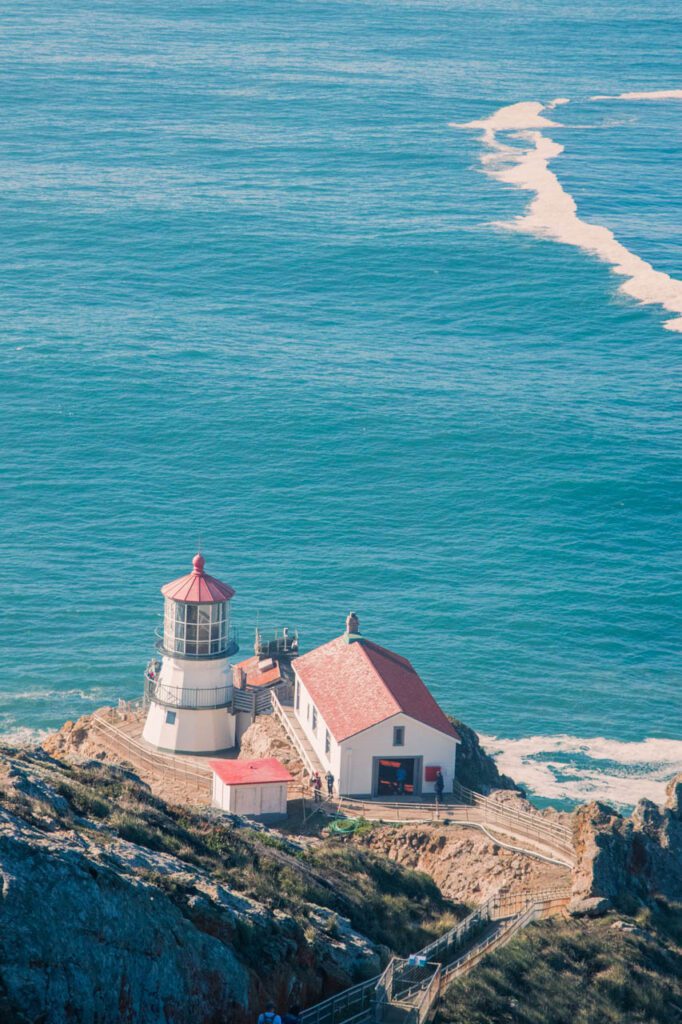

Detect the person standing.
[
  {"left": 395, "top": 765, "right": 407, "bottom": 795},
  {"left": 325, "top": 770, "right": 335, "bottom": 798},
  {"left": 258, "top": 1004, "right": 282, "bottom": 1024},
  {"left": 313, "top": 772, "right": 322, "bottom": 802},
  {"left": 282, "top": 1005, "right": 302, "bottom": 1024},
  {"left": 434, "top": 769, "right": 445, "bottom": 805}
]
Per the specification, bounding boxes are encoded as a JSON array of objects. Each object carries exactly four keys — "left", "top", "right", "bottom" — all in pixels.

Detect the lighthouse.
[{"left": 142, "top": 554, "right": 239, "bottom": 754}]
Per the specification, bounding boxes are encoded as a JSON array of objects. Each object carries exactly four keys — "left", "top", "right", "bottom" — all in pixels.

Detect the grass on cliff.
[
  {"left": 437, "top": 901, "right": 682, "bottom": 1024},
  {"left": 4, "top": 753, "right": 464, "bottom": 957}
]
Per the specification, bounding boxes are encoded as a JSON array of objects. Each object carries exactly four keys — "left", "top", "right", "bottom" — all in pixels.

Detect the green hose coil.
[{"left": 328, "top": 818, "right": 361, "bottom": 835}]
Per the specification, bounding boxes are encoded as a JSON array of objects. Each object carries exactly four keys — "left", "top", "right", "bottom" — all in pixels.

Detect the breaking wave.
[
  {"left": 480, "top": 733, "right": 682, "bottom": 809},
  {"left": 0, "top": 726, "right": 50, "bottom": 747},
  {"left": 452, "top": 92, "right": 682, "bottom": 332}
]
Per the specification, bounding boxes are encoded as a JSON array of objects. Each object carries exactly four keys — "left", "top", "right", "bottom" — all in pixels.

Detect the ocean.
[{"left": 1, "top": 0, "right": 681, "bottom": 809}]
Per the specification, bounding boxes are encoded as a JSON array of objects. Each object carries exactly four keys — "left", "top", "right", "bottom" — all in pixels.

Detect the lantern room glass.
[{"left": 164, "top": 599, "right": 228, "bottom": 657}]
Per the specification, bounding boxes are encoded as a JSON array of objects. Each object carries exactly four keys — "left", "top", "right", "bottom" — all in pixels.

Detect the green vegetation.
[
  {"left": 3, "top": 753, "right": 463, "bottom": 958},
  {"left": 300, "top": 843, "right": 466, "bottom": 954},
  {"left": 437, "top": 902, "right": 682, "bottom": 1024}
]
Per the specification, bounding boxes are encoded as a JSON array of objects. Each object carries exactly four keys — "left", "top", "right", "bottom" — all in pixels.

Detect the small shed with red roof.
[
  {"left": 292, "top": 617, "right": 460, "bottom": 798},
  {"left": 209, "top": 757, "right": 293, "bottom": 820}
]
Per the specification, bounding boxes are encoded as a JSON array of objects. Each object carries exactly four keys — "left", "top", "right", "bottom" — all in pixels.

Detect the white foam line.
[
  {"left": 0, "top": 688, "right": 108, "bottom": 703},
  {"left": 480, "top": 733, "right": 682, "bottom": 808},
  {"left": 0, "top": 726, "right": 50, "bottom": 747},
  {"left": 591, "top": 89, "right": 682, "bottom": 101},
  {"left": 452, "top": 98, "right": 682, "bottom": 332}
]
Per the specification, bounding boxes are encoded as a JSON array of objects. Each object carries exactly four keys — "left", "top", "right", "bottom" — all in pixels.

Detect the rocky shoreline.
[{"left": 1, "top": 710, "right": 681, "bottom": 1024}]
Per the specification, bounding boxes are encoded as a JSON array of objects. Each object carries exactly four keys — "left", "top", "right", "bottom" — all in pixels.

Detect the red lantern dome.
[{"left": 161, "top": 554, "right": 236, "bottom": 604}]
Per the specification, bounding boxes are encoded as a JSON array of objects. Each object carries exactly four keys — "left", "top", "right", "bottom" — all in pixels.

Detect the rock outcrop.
[
  {"left": 0, "top": 747, "right": 389, "bottom": 1024},
  {"left": 239, "top": 715, "right": 307, "bottom": 783},
  {"left": 447, "top": 717, "right": 518, "bottom": 794},
  {"left": 356, "top": 825, "right": 570, "bottom": 904},
  {"left": 572, "top": 773, "right": 682, "bottom": 903}
]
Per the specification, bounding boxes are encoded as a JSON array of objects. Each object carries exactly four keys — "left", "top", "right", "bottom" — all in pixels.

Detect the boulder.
[{"left": 568, "top": 896, "right": 611, "bottom": 917}]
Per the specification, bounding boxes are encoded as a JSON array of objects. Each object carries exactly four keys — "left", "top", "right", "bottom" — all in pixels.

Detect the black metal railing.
[
  {"left": 144, "top": 673, "right": 233, "bottom": 710},
  {"left": 254, "top": 627, "right": 299, "bottom": 659}
]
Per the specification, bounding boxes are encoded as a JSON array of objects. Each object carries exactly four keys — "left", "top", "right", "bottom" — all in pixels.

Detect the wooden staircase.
[
  {"left": 271, "top": 691, "right": 326, "bottom": 778},
  {"left": 301, "top": 887, "right": 572, "bottom": 1024}
]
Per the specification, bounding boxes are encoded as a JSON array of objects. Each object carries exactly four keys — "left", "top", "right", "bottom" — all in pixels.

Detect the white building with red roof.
[
  {"left": 142, "top": 554, "right": 239, "bottom": 754},
  {"left": 209, "top": 758, "right": 292, "bottom": 821},
  {"left": 292, "top": 616, "right": 460, "bottom": 798}
]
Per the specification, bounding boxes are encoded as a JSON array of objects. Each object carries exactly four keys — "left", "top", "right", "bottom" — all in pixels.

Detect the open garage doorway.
[{"left": 373, "top": 756, "right": 422, "bottom": 797}]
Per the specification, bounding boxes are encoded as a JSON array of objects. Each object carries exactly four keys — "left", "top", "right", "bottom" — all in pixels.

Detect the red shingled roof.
[
  {"left": 232, "top": 655, "right": 282, "bottom": 689},
  {"left": 162, "top": 553, "right": 236, "bottom": 604},
  {"left": 293, "top": 635, "right": 460, "bottom": 743},
  {"left": 209, "top": 758, "right": 292, "bottom": 786}
]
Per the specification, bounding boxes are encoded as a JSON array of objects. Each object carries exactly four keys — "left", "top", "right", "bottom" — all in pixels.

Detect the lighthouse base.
[{"left": 142, "top": 702, "right": 236, "bottom": 755}]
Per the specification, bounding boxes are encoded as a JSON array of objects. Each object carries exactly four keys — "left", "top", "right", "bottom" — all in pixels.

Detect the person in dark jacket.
[
  {"left": 282, "top": 1005, "right": 302, "bottom": 1024},
  {"left": 434, "top": 769, "right": 445, "bottom": 804}
]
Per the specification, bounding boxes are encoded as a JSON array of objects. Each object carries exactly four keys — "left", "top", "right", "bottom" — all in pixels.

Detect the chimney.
[{"left": 345, "top": 611, "right": 361, "bottom": 641}]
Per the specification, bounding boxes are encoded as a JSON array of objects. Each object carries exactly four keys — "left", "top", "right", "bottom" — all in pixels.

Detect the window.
[
  {"left": 325, "top": 730, "right": 331, "bottom": 756},
  {"left": 295, "top": 682, "right": 300, "bottom": 710},
  {"left": 393, "top": 726, "right": 405, "bottom": 747},
  {"left": 312, "top": 707, "right": 318, "bottom": 734},
  {"left": 165, "top": 710, "right": 177, "bottom": 726},
  {"left": 164, "top": 599, "right": 228, "bottom": 657}
]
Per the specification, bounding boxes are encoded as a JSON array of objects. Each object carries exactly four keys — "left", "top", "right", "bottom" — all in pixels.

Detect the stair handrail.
[
  {"left": 416, "top": 886, "right": 571, "bottom": 964},
  {"left": 300, "top": 973, "right": 378, "bottom": 1024},
  {"left": 271, "top": 689, "right": 317, "bottom": 777},
  {"left": 442, "top": 889, "right": 572, "bottom": 982}
]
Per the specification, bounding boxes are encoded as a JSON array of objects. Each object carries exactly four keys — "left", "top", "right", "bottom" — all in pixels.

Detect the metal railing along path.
[
  {"left": 336, "top": 791, "right": 575, "bottom": 866},
  {"left": 90, "top": 709, "right": 212, "bottom": 798},
  {"left": 453, "top": 781, "right": 573, "bottom": 845}
]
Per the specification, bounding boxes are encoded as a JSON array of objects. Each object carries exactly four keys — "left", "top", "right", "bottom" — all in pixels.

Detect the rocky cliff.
[
  {"left": 355, "top": 824, "right": 570, "bottom": 904},
  {"left": 0, "top": 746, "right": 456, "bottom": 1024},
  {"left": 572, "top": 774, "right": 682, "bottom": 904},
  {"left": 447, "top": 717, "right": 518, "bottom": 794}
]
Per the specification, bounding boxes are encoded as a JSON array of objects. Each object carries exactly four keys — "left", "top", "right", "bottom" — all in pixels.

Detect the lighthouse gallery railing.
[{"left": 144, "top": 673, "right": 233, "bottom": 710}]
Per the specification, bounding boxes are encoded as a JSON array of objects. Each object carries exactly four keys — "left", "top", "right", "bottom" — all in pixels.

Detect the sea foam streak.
[
  {"left": 591, "top": 89, "right": 682, "bottom": 101},
  {"left": 480, "top": 734, "right": 682, "bottom": 809},
  {"left": 453, "top": 97, "right": 682, "bottom": 332}
]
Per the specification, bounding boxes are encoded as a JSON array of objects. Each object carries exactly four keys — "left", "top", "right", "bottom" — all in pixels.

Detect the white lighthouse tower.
[{"left": 142, "top": 554, "right": 239, "bottom": 754}]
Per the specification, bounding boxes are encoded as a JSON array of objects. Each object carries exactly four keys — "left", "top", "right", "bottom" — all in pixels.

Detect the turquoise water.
[{"left": 1, "top": 0, "right": 681, "bottom": 806}]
